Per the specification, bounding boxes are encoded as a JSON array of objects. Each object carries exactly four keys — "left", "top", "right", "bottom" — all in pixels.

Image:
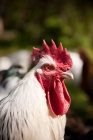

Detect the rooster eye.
[
  {"left": 45, "top": 66, "right": 51, "bottom": 71},
  {"left": 42, "top": 64, "right": 54, "bottom": 71}
]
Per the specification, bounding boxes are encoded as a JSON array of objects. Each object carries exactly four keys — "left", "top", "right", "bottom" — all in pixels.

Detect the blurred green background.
[{"left": 0, "top": 0, "right": 93, "bottom": 125}]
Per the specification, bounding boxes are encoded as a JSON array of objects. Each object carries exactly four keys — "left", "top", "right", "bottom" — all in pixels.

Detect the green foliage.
[
  {"left": 0, "top": 2, "right": 93, "bottom": 53},
  {"left": 66, "top": 81, "right": 93, "bottom": 124}
]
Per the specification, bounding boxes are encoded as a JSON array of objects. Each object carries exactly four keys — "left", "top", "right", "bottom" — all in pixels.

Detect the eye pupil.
[{"left": 46, "top": 66, "right": 50, "bottom": 70}]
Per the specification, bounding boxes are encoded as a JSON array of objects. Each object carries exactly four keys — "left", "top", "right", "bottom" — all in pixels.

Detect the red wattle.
[
  {"left": 47, "top": 79, "right": 71, "bottom": 116},
  {"left": 36, "top": 73, "right": 71, "bottom": 116}
]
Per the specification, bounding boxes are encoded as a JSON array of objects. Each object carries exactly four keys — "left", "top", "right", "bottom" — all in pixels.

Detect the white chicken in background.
[
  {"left": 8, "top": 50, "right": 32, "bottom": 73},
  {"left": 68, "top": 51, "right": 83, "bottom": 86},
  {"left": 0, "top": 50, "right": 32, "bottom": 73},
  {"left": 0, "top": 40, "right": 73, "bottom": 140},
  {"left": 0, "top": 65, "right": 25, "bottom": 100},
  {"left": 0, "top": 56, "right": 12, "bottom": 71}
]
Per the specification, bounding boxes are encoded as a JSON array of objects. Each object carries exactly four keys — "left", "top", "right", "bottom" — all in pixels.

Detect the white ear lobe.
[{"left": 36, "top": 69, "right": 43, "bottom": 74}]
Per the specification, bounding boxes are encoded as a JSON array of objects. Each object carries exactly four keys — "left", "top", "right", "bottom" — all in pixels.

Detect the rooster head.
[{"left": 31, "top": 40, "right": 73, "bottom": 116}]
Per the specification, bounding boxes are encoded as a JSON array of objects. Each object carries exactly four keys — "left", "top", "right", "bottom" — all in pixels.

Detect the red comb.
[{"left": 31, "top": 39, "right": 73, "bottom": 71}]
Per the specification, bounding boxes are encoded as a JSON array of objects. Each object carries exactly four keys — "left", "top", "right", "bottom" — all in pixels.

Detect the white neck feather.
[{"left": 0, "top": 69, "right": 66, "bottom": 140}]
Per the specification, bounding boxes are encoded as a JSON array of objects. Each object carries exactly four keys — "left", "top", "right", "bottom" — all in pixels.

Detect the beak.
[{"left": 62, "top": 71, "right": 74, "bottom": 80}]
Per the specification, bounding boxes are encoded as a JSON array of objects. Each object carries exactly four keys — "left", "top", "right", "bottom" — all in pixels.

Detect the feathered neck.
[
  {"left": 0, "top": 67, "right": 66, "bottom": 140},
  {"left": 1, "top": 69, "right": 49, "bottom": 115}
]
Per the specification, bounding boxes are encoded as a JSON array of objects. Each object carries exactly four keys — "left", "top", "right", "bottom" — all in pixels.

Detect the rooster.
[{"left": 0, "top": 40, "right": 73, "bottom": 140}]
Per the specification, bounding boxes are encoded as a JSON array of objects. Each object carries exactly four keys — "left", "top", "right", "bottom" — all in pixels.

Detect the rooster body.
[{"left": 0, "top": 40, "right": 73, "bottom": 140}]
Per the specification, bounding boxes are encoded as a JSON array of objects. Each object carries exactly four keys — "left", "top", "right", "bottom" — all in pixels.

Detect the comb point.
[
  {"left": 51, "top": 39, "right": 57, "bottom": 49},
  {"left": 43, "top": 39, "right": 50, "bottom": 51},
  {"left": 59, "top": 42, "right": 63, "bottom": 50}
]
